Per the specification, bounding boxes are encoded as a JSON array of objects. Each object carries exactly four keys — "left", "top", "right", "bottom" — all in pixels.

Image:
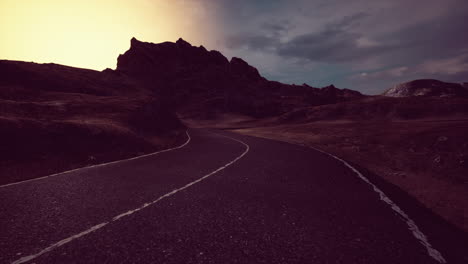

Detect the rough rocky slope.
[
  {"left": 115, "top": 38, "right": 364, "bottom": 118},
  {"left": 0, "top": 60, "right": 185, "bottom": 184}
]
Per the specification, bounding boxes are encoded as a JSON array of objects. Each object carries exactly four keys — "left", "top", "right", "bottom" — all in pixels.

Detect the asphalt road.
[{"left": 0, "top": 129, "right": 467, "bottom": 263}]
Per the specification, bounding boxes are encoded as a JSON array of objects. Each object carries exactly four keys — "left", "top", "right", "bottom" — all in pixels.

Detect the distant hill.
[
  {"left": 277, "top": 80, "right": 468, "bottom": 123},
  {"left": 383, "top": 79, "right": 468, "bottom": 98}
]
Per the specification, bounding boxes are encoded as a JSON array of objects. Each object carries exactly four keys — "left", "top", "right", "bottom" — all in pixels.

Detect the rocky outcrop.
[
  {"left": 229, "top": 57, "right": 263, "bottom": 81},
  {"left": 115, "top": 37, "right": 364, "bottom": 117},
  {"left": 383, "top": 79, "right": 468, "bottom": 98}
]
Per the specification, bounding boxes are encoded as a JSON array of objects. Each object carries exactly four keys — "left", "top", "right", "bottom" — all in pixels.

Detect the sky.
[
  {"left": 0, "top": 0, "right": 220, "bottom": 70},
  {"left": 1, "top": 0, "right": 468, "bottom": 94}
]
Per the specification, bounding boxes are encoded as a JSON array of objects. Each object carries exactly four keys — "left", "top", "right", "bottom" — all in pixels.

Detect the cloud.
[
  {"left": 352, "top": 66, "right": 410, "bottom": 80},
  {"left": 348, "top": 53, "right": 468, "bottom": 94},
  {"left": 418, "top": 53, "right": 468, "bottom": 75},
  {"left": 225, "top": 13, "right": 389, "bottom": 63},
  {"left": 277, "top": 27, "right": 390, "bottom": 63},
  {"left": 354, "top": 53, "right": 468, "bottom": 80},
  {"left": 216, "top": 0, "right": 468, "bottom": 93},
  {"left": 261, "top": 20, "right": 294, "bottom": 37},
  {"left": 225, "top": 34, "right": 278, "bottom": 51},
  {"left": 326, "top": 12, "right": 369, "bottom": 30}
]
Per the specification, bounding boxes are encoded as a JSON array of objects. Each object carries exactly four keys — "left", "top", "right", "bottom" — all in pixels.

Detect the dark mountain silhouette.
[
  {"left": 383, "top": 79, "right": 468, "bottom": 98},
  {"left": 115, "top": 37, "right": 364, "bottom": 117}
]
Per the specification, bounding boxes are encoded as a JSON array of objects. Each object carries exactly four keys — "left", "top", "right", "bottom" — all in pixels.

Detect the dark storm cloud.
[
  {"left": 274, "top": 12, "right": 387, "bottom": 63},
  {"left": 225, "top": 34, "right": 278, "bottom": 51},
  {"left": 277, "top": 27, "right": 389, "bottom": 63},
  {"left": 216, "top": 0, "right": 468, "bottom": 93},
  {"left": 225, "top": 13, "right": 391, "bottom": 63},
  {"left": 326, "top": 12, "right": 369, "bottom": 30},
  {"left": 251, "top": 10, "right": 468, "bottom": 65},
  {"left": 261, "top": 20, "right": 294, "bottom": 36},
  {"left": 376, "top": 11, "right": 468, "bottom": 64},
  {"left": 262, "top": 21, "right": 288, "bottom": 33}
]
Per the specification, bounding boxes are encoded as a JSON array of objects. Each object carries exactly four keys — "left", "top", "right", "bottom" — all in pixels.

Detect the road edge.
[
  {"left": 0, "top": 130, "right": 191, "bottom": 189},
  {"left": 222, "top": 129, "right": 468, "bottom": 263}
]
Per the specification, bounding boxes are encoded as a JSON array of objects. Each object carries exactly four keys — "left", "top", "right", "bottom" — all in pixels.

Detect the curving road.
[{"left": 0, "top": 129, "right": 467, "bottom": 263}]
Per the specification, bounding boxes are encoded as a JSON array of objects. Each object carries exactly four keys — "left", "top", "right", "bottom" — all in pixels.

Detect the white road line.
[
  {"left": 11, "top": 132, "right": 250, "bottom": 264},
  {"left": 306, "top": 145, "right": 447, "bottom": 263},
  {"left": 0, "top": 130, "right": 191, "bottom": 189}
]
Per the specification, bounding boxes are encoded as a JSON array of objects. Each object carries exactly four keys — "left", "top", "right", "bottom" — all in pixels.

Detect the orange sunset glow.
[{"left": 0, "top": 0, "right": 219, "bottom": 70}]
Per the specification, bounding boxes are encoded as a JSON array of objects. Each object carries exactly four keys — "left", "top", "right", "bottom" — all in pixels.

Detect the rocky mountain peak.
[
  {"left": 116, "top": 38, "right": 258, "bottom": 80},
  {"left": 323, "top": 84, "right": 337, "bottom": 90},
  {"left": 230, "top": 57, "right": 262, "bottom": 81},
  {"left": 176, "top": 38, "right": 192, "bottom": 48},
  {"left": 130, "top": 37, "right": 141, "bottom": 47},
  {"left": 112, "top": 38, "right": 365, "bottom": 117}
]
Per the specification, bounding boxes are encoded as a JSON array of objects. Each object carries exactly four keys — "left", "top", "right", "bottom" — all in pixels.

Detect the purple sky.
[{"left": 201, "top": 0, "right": 468, "bottom": 94}]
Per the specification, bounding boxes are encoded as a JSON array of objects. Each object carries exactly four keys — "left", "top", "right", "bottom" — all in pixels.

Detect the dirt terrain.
[{"left": 0, "top": 60, "right": 185, "bottom": 185}]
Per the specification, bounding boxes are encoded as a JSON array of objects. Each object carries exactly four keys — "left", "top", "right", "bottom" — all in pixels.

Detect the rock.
[
  {"left": 383, "top": 79, "right": 468, "bottom": 97},
  {"left": 114, "top": 38, "right": 364, "bottom": 117},
  {"left": 230, "top": 57, "right": 262, "bottom": 81},
  {"left": 176, "top": 38, "right": 191, "bottom": 48}
]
